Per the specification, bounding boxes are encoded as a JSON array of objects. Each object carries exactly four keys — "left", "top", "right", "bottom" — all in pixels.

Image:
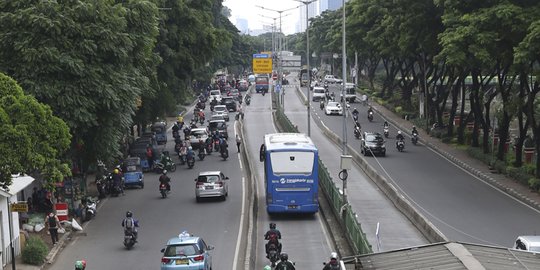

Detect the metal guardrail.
[{"left": 271, "top": 92, "right": 373, "bottom": 255}]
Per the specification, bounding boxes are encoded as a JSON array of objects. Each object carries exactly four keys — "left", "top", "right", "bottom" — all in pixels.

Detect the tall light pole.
[
  {"left": 340, "top": 0, "right": 349, "bottom": 208},
  {"left": 295, "top": 0, "right": 317, "bottom": 136}
]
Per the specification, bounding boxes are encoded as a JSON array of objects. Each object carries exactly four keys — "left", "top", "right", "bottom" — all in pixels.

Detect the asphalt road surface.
[
  {"left": 304, "top": 83, "right": 540, "bottom": 247},
  {"left": 49, "top": 103, "right": 244, "bottom": 269},
  {"left": 243, "top": 89, "right": 336, "bottom": 269}
]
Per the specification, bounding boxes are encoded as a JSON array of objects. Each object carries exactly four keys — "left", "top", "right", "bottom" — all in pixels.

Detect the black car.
[
  {"left": 208, "top": 120, "right": 228, "bottom": 139},
  {"left": 221, "top": 96, "right": 237, "bottom": 112},
  {"left": 360, "top": 132, "right": 386, "bottom": 157}
]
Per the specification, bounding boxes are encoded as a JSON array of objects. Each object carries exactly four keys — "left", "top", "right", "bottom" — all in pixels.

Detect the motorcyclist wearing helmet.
[
  {"left": 323, "top": 252, "right": 340, "bottom": 270},
  {"left": 160, "top": 151, "right": 172, "bottom": 170},
  {"left": 75, "top": 260, "right": 86, "bottom": 270},
  {"left": 275, "top": 253, "right": 295, "bottom": 270},
  {"left": 411, "top": 126, "right": 418, "bottom": 136},
  {"left": 264, "top": 223, "right": 282, "bottom": 256},
  {"left": 383, "top": 121, "right": 389, "bottom": 128},
  {"left": 396, "top": 130, "right": 405, "bottom": 147},
  {"left": 112, "top": 168, "right": 124, "bottom": 195},
  {"left": 219, "top": 137, "right": 229, "bottom": 155},
  {"left": 122, "top": 211, "right": 139, "bottom": 242},
  {"left": 159, "top": 170, "right": 171, "bottom": 191},
  {"left": 367, "top": 106, "right": 374, "bottom": 114},
  {"left": 352, "top": 108, "right": 359, "bottom": 117}
]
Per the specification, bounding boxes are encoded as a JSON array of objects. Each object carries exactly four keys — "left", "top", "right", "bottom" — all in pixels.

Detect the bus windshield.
[{"left": 270, "top": 151, "right": 314, "bottom": 174}]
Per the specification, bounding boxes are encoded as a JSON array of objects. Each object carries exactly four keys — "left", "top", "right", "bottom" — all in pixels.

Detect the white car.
[
  {"left": 195, "top": 171, "right": 229, "bottom": 202},
  {"left": 324, "top": 75, "right": 343, "bottom": 84},
  {"left": 189, "top": 128, "right": 209, "bottom": 149},
  {"left": 213, "top": 105, "right": 229, "bottom": 121},
  {"left": 312, "top": 87, "right": 326, "bottom": 102},
  {"left": 325, "top": 101, "right": 343, "bottom": 115},
  {"left": 209, "top": 90, "right": 222, "bottom": 103}
]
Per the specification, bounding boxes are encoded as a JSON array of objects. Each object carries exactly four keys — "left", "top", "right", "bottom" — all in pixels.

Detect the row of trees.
[
  {"left": 0, "top": 0, "right": 258, "bottom": 185},
  {"left": 301, "top": 0, "right": 540, "bottom": 176}
]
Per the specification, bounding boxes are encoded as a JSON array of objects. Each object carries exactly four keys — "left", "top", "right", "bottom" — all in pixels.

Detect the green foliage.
[
  {"left": 528, "top": 178, "right": 540, "bottom": 191},
  {"left": 466, "top": 146, "right": 494, "bottom": 165},
  {"left": 22, "top": 236, "right": 49, "bottom": 265},
  {"left": 0, "top": 73, "right": 71, "bottom": 188},
  {"left": 507, "top": 166, "right": 533, "bottom": 186}
]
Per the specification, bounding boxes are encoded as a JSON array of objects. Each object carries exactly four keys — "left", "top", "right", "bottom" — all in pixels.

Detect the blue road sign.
[{"left": 253, "top": 53, "right": 269, "bottom": 58}]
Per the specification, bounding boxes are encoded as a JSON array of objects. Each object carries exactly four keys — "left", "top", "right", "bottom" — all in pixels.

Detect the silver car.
[
  {"left": 213, "top": 105, "right": 229, "bottom": 121},
  {"left": 195, "top": 171, "right": 229, "bottom": 202}
]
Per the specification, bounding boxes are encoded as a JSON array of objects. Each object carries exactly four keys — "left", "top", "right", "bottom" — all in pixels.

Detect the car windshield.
[
  {"left": 197, "top": 175, "right": 219, "bottom": 183},
  {"left": 164, "top": 244, "right": 199, "bottom": 257},
  {"left": 231, "top": 90, "right": 239, "bottom": 94},
  {"left": 210, "top": 90, "right": 220, "bottom": 96},
  {"left": 211, "top": 115, "right": 224, "bottom": 121},
  {"left": 314, "top": 89, "right": 325, "bottom": 93},
  {"left": 328, "top": 102, "right": 340, "bottom": 107},
  {"left": 126, "top": 165, "right": 138, "bottom": 172},
  {"left": 366, "top": 135, "right": 383, "bottom": 142},
  {"left": 209, "top": 122, "right": 225, "bottom": 129},
  {"left": 190, "top": 130, "right": 206, "bottom": 137}
]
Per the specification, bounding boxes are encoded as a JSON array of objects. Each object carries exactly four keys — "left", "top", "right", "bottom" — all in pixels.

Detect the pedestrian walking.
[
  {"left": 45, "top": 211, "right": 62, "bottom": 245},
  {"left": 236, "top": 134, "right": 242, "bottom": 152}
]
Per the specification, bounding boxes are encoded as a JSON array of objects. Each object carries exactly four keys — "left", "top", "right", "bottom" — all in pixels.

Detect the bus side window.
[{"left": 259, "top": 144, "right": 266, "bottom": 162}]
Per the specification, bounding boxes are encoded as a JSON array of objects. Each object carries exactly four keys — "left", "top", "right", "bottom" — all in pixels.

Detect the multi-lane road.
[{"left": 301, "top": 81, "right": 540, "bottom": 248}]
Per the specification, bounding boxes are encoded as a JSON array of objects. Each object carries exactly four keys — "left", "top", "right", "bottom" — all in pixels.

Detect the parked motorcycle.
[
  {"left": 159, "top": 183, "right": 168, "bottom": 198},
  {"left": 96, "top": 176, "right": 108, "bottom": 198},
  {"left": 383, "top": 126, "right": 389, "bottom": 138},
  {"left": 83, "top": 197, "right": 97, "bottom": 221},
  {"left": 397, "top": 139, "right": 405, "bottom": 152}
]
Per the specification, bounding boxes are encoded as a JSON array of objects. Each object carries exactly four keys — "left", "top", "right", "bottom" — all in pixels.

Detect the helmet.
[
  {"left": 280, "top": 253, "right": 288, "bottom": 261},
  {"left": 263, "top": 265, "right": 272, "bottom": 270},
  {"left": 398, "top": 131, "right": 402, "bottom": 135},
  {"left": 269, "top": 223, "right": 276, "bottom": 230},
  {"left": 75, "top": 260, "right": 86, "bottom": 270},
  {"left": 331, "top": 252, "right": 338, "bottom": 260},
  {"left": 412, "top": 125, "right": 416, "bottom": 129},
  {"left": 113, "top": 168, "right": 119, "bottom": 174},
  {"left": 162, "top": 170, "right": 167, "bottom": 175},
  {"left": 126, "top": 211, "right": 132, "bottom": 218},
  {"left": 188, "top": 146, "right": 193, "bottom": 150}
]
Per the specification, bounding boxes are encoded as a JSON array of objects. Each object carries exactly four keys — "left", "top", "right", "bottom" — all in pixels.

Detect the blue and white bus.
[{"left": 259, "top": 133, "right": 319, "bottom": 214}]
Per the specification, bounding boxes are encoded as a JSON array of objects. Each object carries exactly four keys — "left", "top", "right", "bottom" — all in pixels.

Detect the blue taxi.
[{"left": 160, "top": 231, "right": 214, "bottom": 270}]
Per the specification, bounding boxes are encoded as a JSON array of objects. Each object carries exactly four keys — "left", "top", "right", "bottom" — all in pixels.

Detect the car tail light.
[
  {"left": 193, "top": 255, "right": 204, "bottom": 261},
  {"left": 161, "top": 257, "right": 171, "bottom": 264},
  {"left": 196, "top": 182, "right": 204, "bottom": 188}
]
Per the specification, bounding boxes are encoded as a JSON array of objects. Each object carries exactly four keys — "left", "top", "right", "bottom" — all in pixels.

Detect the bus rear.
[{"left": 260, "top": 133, "right": 319, "bottom": 214}]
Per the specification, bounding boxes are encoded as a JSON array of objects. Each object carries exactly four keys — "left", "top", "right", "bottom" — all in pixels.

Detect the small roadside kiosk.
[{"left": 0, "top": 174, "right": 35, "bottom": 267}]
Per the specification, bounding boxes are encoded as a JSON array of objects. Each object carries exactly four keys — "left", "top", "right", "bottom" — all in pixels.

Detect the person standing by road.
[
  {"left": 45, "top": 211, "right": 63, "bottom": 245},
  {"left": 236, "top": 134, "right": 242, "bottom": 152}
]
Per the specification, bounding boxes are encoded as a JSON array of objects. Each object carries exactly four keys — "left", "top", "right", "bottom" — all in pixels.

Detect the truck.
[
  {"left": 340, "top": 82, "right": 357, "bottom": 103},
  {"left": 255, "top": 75, "right": 269, "bottom": 93},
  {"left": 299, "top": 67, "right": 310, "bottom": 87}
]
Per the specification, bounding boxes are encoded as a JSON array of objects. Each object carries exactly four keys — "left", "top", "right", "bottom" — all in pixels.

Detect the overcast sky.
[{"left": 223, "top": 0, "right": 303, "bottom": 35}]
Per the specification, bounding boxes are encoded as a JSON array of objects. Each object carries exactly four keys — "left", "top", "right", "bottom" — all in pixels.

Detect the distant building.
[
  {"left": 235, "top": 17, "right": 249, "bottom": 34},
  {"left": 298, "top": 1, "right": 318, "bottom": 32}
]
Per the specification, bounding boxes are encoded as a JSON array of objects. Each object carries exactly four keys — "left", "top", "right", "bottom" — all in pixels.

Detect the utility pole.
[
  {"left": 294, "top": 0, "right": 317, "bottom": 136},
  {"left": 340, "top": 0, "right": 348, "bottom": 206}
]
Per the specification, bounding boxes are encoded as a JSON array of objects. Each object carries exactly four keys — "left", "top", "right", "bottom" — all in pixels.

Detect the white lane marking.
[
  {"left": 318, "top": 212, "right": 335, "bottom": 254},
  {"left": 232, "top": 176, "right": 246, "bottom": 270}
]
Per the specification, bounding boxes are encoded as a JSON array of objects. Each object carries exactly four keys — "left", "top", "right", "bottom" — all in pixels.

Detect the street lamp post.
[
  {"left": 340, "top": 0, "right": 348, "bottom": 208},
  {"left": 295, "top": 0, "right": 317, "bottom": 136}
]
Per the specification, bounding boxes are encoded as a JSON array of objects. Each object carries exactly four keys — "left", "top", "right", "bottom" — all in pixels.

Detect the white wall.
[{"left": 0, "top": 195, "right": 21, "bottom": 266}]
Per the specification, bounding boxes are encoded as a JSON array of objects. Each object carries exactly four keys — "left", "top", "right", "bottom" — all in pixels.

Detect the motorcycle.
[
  {"left": 262, "top": 90, "right": 266, "bottom": 96},
  {"left": 213, "top": 139, "right": 220, "bottom": 152},
  {"left": 206, "top": 142, "right": 213, "bottom": 155},
  {"left": 154, "top": 159, "right": 177, "bottom": 173},
  {"left": 246, "top": 97, "right": 251, "bottom": 106},
  {"left": 96, "top": 176, "right": 108, "bottom": 198},
  {"left": 352, "top": 114, "right": 358, "bottom": 122},
  {"left": 198, "top": 149, "right": 206, "bottom": 161},
  {"left": 368, "top": 111, "right": 374, "bottom": 122},
  {"left": 397, "top": 139, "right": 405, "bottom": 152},
  {"left": 187, "top": 156, "right": 195, "bottom": 169},
  {"left": 411, "top": 133, "right": 418, "bottom": 145},
  {"left": 110, "top": 182, "right": 122, "bottom": 197},
  {"left": 83, "top": 197, "right": 97, "bottom": 221},
  {"left": 354, "top": 126, "right": 361, "bottom": 139},
  {"left": 159, "top": 183, "right": 168, "bottom": 198},
  {"left": 267, "top": 243, "right": 280, "bottom": 267},
  {"left": 199, "top": 116, "right": 205, "bottom": 125},
  {"left": 221, "top": 147, "right": 229, "bottom": 160},
  {"left": 124, "top": 229, "right": 136, "bottom": 250},
  {"left": 384, "top": 126, "right": 389, "bottom": 138}
]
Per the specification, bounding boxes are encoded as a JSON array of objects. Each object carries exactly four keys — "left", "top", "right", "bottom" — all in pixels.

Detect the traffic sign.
[
  {"left": 10, "top": 202, "right": 28, "bottom": 212},
  {"left": 253, "top": 58, "right": 273, "bottom": 74},
  {"left": 253, "top": 53, "right": 269, "bottom": 59}
]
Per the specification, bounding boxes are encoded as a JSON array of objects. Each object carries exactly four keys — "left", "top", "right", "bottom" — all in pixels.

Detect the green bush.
[
  {"left": 22, "top": 236, "right": 49, "bottom": 265},
  {"left": 492, "top": 160, "right": 507, "bottom": 174},
  {"left": 507, "top": 166, "right": 533, "bottom": 185},
  {"left": 528, "top": 178, "right": 540, "bottom": 191}
]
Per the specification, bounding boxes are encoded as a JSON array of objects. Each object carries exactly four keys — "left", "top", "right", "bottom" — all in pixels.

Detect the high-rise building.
[
  {"left": 319, "top": 0, "right": 328, "bottom": 12},
  {"left": 327, "top": 0, "right": 348, "bottom": 11},
  {"left": 235, "top": 18, "right": 249, "bottom": 34},
  {"left": 298, "top": 1, "right": 318, "bottom": 32}
]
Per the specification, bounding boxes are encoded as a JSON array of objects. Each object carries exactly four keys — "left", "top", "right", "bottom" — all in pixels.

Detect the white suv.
[
  {"left": 312, "top": 87, "right": 326, "bottom": 102},
  {"left": 324, "top": 75, "right": 342, "bottom": 84}
]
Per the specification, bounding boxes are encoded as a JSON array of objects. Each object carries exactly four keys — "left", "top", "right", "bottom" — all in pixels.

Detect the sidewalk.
[{"left": 370, "top": 102, "right": 540, "bottom": 211}]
